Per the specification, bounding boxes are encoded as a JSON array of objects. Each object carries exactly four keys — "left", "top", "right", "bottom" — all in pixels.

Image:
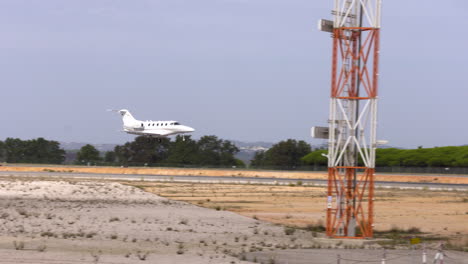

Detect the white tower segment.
[{"left": 323, "top": 0, "right": 382, "bottom": 238}]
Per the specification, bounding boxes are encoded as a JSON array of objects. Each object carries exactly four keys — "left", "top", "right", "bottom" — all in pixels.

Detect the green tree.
[
  {"left": 113, "top": 137, "right": 171, "bottom": 166},
  {"left": 76, "top": 144, "right": 101, "bottom": 164},
  {"left": 250, "top": 150, "right": 266, "bottom": 168},
  {"left": 453, "top": 147, "right": 468, "bottom": 167},
  {"left": 219, "top": 140, "right": 240, "bottom": 166},
  {"left": 114, "top": 144, "right": 132, "bottom": 166},
  {"left": 26, "top": 138, "right": 64, "bottom": 164},
  {"left": 234, "top": 159, "right": 246, "bottom": 168},
  {"left": 352, "top": 146, "right": 468, "bottom": 168},
  {"left": 43, "top": 138, "right": 65, "bottom": 164},
  {"left": 104, "top": 151, "right": 116, "bottom": 163},
  {"left": 301, "top": 149, "right": 328, "bottom": 166},
  {"left": 4, "top": 138, "right": 25, "bottom": 163},
  {"left": 2, "top": 137, "right": 65, "bottom": 164},
  {"left": 251, "top": 139, "right": 311, "bottom": 169},
  {"left": 0, "top": 141, "right": 5, "bottom": 162},
  {"left": 196, "top": 135, "right": 239, "bottom": 167},
  {"left": 165, "top": 136, "right": 199, "bottom": 166},
  {"left": 375, "top": 148, "right": 404, "bottom": 167}
]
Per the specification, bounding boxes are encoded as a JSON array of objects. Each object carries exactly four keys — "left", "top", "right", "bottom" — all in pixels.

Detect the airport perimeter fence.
[
  {"left": 248, "top": 165, "right": 468, "bottom": 175},
  {"left": 326, "top": 246, "right": 466, "bottom": 264},
  {"left": 376, "top": 166, "right": 468, "bottom": 175}
]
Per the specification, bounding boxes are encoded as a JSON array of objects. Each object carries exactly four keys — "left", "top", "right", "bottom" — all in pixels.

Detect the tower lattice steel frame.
[{"left": 325, "top": 0, "right": 382, "bottom": 238}]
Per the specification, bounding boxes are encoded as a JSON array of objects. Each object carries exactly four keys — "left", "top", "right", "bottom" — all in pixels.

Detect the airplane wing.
[
  {"left": 125, "top": 130, "right": 175, "bottom": 137},
  {"left": 147, "top": 130, "right": 174, "bottom": 136}
]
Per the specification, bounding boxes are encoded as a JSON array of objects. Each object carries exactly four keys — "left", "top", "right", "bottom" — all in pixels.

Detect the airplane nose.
[{"left": 184, "top": 126, "right": 195, "bottom": 132}]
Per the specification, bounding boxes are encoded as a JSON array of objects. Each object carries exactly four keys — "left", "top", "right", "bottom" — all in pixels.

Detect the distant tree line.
[
  {"left": 76, "top": 135, "right": 244, "bottom": 168},
  {"left": 2, "top": 136, "right": 467, "bottom": 170},
  {"left": 0, "top": 138, "right": 65, "bottom": 164},
  {"left": 375, "top": 146, "right": 468, "bottom": 167},
  {"left": 300, "top": 146, "right": 468, "bottom": 168}
]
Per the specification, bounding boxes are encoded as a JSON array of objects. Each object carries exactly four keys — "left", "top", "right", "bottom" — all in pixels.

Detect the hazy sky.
[{"left": 1, "top": 0, "right": 467, "bottom": 148}]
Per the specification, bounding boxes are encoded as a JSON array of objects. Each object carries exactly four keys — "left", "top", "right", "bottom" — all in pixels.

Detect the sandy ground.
[
  {"left": 0, "top": 178, "right": 348, "bottom": 264},
  {"left": 244, "top": 248, "right": 468, "bottom": 264},
  {"left": 1, "top": 165, "right": 468, "bottom": 184}
]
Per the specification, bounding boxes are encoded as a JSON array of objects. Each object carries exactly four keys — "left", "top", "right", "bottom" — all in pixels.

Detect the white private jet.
[{"left": 113, "top": 109, "right": 195, "bottom": 140}]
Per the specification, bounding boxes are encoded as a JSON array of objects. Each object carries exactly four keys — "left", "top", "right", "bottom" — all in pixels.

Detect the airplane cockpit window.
[{"left": 174, "top": 122, "right": 180, "bottom": 125}]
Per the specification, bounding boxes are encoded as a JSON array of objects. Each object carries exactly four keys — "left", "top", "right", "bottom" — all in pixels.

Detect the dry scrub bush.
[
  {"left": 41, "top": 231, "right": 55, "bottom": 238},
  {"left": 284, "top": 226, "right": 296, "bottom": 235},
  {"left": 177, "top": 243, "right": 185, "bottom": 255},
  {"left": 0, "top": 212, "right": 9, "bottom": 219},
  {"left": 16, "top": 208, "right": 29, "bottom": 217},
  {"left": 37, "top": 244, "right": 47, "bottom": 252},
  {"left": 13, "top": 241, "right": 24, "bottom": 250},
  {"left": 137, "top": 251, "right": 149, "bottom": 260},
  {"left": 90, "top": 250, "right": 101, "bottom": 263}
]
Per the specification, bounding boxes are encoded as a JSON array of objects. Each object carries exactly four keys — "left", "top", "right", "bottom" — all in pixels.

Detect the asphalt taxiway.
[{"left": 0, "top": 171, "right": 466, "bottom": 190}]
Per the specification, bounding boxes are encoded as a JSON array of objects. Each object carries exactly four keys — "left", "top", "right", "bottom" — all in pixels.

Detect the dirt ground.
[
  {"left": 0, "top": 177, "right": 466, "bottom": 263},
  {"left": 137, "top": 182, "right": 468, "bottom": 236}
]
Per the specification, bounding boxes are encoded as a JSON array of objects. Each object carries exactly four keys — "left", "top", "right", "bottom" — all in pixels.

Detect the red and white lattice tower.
[{"left": 323, "top": 0, "right": 382, "bottom": 238}]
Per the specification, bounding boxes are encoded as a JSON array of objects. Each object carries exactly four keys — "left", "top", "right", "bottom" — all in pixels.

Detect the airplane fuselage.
[
  {"left": 117, "top": 109, "right": 195, "bottom": 138},
  {"left": 124, "top": 120, "right": 195, "bottom": 138}
]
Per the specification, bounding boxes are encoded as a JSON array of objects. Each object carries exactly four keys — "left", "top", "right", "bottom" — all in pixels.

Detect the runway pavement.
[{"left": 0, "top": 170, "right": 467, "bottom": 190}]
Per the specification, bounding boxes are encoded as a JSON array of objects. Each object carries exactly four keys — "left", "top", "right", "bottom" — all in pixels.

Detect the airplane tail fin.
[{"left": 118, "top": 109, "right": 138, "bottom": 126}]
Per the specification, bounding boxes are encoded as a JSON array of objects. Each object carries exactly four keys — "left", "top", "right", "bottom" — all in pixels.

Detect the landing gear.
[
  {"left": 182, "top": 135, "right": 186, "bottom": 142},
  {"left": 158, "top": 138, "right": 162, "bottom": 143}
]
